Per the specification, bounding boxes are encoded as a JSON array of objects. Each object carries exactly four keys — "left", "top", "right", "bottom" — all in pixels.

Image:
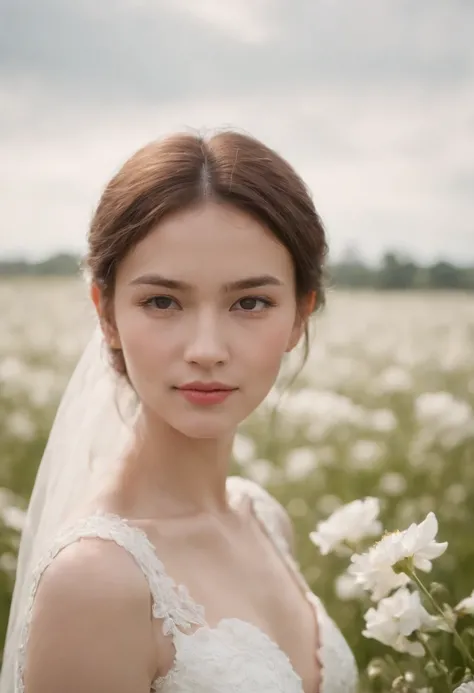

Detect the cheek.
[
  {"left": 115, "top": 310, "right": 168, "bottom": 385},
  {"left": 245, "top": 319, "right": 294, "bottom": 376}
]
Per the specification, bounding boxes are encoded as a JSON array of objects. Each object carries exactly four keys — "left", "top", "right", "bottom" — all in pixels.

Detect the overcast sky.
[{"left": 1, "top": 0, "right": 473, "bottom": 263}]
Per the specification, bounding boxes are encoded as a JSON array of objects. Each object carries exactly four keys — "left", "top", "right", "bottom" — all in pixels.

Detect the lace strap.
[
  {"left": 227, "top": 476, "right": 293, "bottom": 557},
  {"left": 15, "top": 513, "right": 206, "bottom": 692}
]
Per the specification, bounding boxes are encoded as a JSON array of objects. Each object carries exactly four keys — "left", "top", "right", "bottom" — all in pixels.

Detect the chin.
[
  {"left": 168, "top": 411, "right": 241, "bottom": 440},
  {"left": 175, "top": 423, "right": 235, "bottom": 440}
]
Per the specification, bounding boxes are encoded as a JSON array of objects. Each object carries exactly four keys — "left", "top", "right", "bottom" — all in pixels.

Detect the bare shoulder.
[
  {"left": 23, "top": 538, "right": 157, "bottom": 693},
  {"left": 229, "top": 476, "right": 295, "bottom": 554},
  {"left": 31, "top": 535, "right": 151, "bottom": 608}
]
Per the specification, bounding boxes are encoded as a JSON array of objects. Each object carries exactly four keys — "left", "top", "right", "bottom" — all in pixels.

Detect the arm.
[{"left": 23, "top": 539, "right": 158, "bottom": 693}]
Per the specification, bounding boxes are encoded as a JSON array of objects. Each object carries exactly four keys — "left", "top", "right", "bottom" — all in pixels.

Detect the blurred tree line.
[
  {"left": 0, "top": 250, "right": 473, "bottom": 290},
  {"left": 331, "top": 248, "right": 474, "bottom": 291},
  {"left": 0, "top": 253, "right": 81, "bottom": 277}
]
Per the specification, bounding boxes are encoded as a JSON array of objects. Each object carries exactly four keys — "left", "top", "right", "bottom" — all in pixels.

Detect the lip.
[
  {"left": 175, "top": 383, "right": 237, "bottom": 406},
  {"left": 177, "top": 381, "right": 237, "bottom": 392}
]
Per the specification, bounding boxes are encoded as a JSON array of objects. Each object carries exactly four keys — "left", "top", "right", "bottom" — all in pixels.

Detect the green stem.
[
  {"left": 386, "top": 653, "right": 406, "bottom": 679},
  {"left": 409, "top": 570, "right": 474, "bottom": 669},
  {"left": 417, "top": 633, "right": 452, "bottom": 689}
]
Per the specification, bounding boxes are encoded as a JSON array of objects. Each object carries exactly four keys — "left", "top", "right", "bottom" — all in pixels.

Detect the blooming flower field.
[{"left": 1, "top": 278, "right": 473, "bottom": 685}]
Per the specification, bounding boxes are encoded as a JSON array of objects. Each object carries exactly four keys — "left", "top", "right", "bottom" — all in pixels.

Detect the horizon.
[{"left": 1, "top": 247, "right": 473, "bottom": 269}]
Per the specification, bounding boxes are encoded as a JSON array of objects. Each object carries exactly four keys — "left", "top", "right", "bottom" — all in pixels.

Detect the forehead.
[{"left": 117, "top": 201, "right": 295, "bottom": 287}]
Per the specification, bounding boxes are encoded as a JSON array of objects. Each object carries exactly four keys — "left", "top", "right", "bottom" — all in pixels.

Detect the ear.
[
  {"left": 285, "top": 291, "right": 316, "bottom": 353},
  {"left": 90, "top": 282, "right": 121, "bottom": 350}
]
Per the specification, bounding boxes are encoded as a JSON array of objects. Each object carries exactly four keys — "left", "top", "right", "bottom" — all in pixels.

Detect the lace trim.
[
  {"left": 152, "top": 617, "right": 304, "bottom": 691},
  {"left": 15, "top": 478, "right": 357, "bottom": 693},
  {"left": 226, "top": 476, "right": 292, "bottom": 557},
  {"left": 308, "top": 594, "right": 358, "bottom": 693},
  {"left": 15, "top": 513, "right": 206, "bottom": 692}
]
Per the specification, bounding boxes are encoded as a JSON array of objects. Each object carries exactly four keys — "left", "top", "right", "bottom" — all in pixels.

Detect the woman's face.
[{"left": 106, "top": 201, "right": 305, "bottom": 439}]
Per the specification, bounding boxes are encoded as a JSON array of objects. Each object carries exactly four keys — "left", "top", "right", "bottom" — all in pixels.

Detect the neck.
[{"left": 114, "top": 409, "right": 236, "bottom": 519}]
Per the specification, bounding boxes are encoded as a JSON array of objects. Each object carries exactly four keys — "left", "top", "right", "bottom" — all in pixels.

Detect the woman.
[{"left": 1, "top": 130, "right": 358, "bottom": 692}]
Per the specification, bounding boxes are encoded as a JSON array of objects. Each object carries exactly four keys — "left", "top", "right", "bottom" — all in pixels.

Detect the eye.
[
  {"left": 233, "top": 296, "right": 274, "bottom": 312},
  {"left": 142, "top": 295, "right": 180, "bottom": 310}
]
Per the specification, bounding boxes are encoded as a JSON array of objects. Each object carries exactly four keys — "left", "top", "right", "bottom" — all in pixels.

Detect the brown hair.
[{"left": 85, "top": 129, "right": 328, "bottom": 378}]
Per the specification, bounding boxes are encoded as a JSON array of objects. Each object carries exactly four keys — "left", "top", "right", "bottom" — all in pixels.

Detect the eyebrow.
[{"left": 129, "top": 273, "right": 284, "bottom": 292}]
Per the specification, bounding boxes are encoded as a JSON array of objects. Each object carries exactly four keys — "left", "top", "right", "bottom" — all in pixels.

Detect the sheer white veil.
[{"left": 0, "top": 323, "right": 137, "bottom": 691}]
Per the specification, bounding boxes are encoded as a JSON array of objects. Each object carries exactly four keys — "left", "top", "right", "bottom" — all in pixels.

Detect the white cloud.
[{"left": 172, "top": 0, "right": 277, "bottom": 43}]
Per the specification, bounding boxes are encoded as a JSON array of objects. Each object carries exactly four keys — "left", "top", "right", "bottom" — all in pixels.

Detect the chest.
[
  {"left": 154, "top": 619, "right": 308, "bottom": 693},
  {"left": 149, "top": 516, "right": 320, "bottom": 692}
]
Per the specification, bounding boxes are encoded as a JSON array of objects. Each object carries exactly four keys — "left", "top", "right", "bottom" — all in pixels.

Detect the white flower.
[
  {"left": 284, "top": 447, "right": 317, "bottom": 481},
  {"left": 366, "top": 662, "right": 383, "bottom": 680},
  {"left": 0, "top": 356, "right": 26, "bottom": 385},
  {"left": 454, "top": 589, "right": 474, "bottom": 616},
  {"left": 0, "top": 552, "right": 17, "bottom": 575},
  {"left": 379, "top": 472, "right": 407, "bottom": 497},
  {"left": 350, "top": 541, "right": 411, "bottom": 601},
  {"left": 7, "top": 410, "right": 36, "bottom": 441},
  {"left": 375, "top": 366, "right": 413, "bottom": 393},
  {"left": 369, "top": 408, "right": 397, "bottom": 433},
  {"left": 246, "top": 459, "right": 273, "bottom": 486},
  {"left": 445, "top": 483, "right": 467, "bottom": 505},
  {"left": 1, "top": 505, "right": 26, "bottom": 532},
  {"left": 415, "top": 391, "right": 474, "bottom": 448},
  {"left": 350, "top": 440, "right": 384, "bottom": 471},
  {"left": 397, "top": 512, "right": 448, "bottom": 572},
  {"left": 309, "top": 497, "right": 382, "bottom": 555},
  {"left": 349, "top": 512, "right": 448, "bottom": 600},
  {"left": 334, "top": 571, "right": 366, "bottom": 601},
  {"left": 416, "top": 392, "right": 471, "bottom": 428},
  {"left": 363, "top": 587, "right": 437, "bottom": 656},
  {"left": 453, "top": 683, "right": 474, "bottom": 693},
  {"left": 232, "top": 434, "right": 256, "bottom": 466}
]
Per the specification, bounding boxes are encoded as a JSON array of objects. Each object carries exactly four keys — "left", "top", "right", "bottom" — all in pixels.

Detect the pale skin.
[{"left": 24, "top": 201, "right": 320, "bottom": 693}]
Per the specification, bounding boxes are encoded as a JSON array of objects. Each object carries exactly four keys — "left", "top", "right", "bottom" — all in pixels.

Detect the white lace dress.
[{"left": 15, "top": 476, "right": 358, "bottom": 693}]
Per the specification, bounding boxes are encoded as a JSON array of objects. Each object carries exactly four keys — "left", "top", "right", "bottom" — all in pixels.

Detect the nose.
[{"left": 183, "top": 309, "right": 229, "bottom": 368}]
